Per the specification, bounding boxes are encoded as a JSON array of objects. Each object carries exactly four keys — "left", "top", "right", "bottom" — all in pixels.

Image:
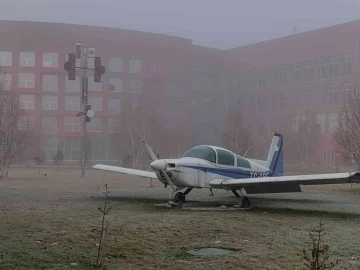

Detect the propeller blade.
[
  {"left": 143, "top": 141, "right": 158, "bottom": 161},
  {"left": 161, "top": 169, "right": 176, "bottom": 191}
]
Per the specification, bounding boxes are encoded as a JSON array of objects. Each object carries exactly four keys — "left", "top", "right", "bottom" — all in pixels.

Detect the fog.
[{"left": 1, "top": 0, "right": 360, "bottom": 48}]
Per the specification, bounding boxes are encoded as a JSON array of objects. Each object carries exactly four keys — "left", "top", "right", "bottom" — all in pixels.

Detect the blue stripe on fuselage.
[{"left": 183, "top": 165, "right": 277, "bottom": 179}]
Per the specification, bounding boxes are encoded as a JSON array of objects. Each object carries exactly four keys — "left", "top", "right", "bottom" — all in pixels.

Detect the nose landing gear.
[{"left": 168, "top": 188, "right": 193, "bottom": 208}]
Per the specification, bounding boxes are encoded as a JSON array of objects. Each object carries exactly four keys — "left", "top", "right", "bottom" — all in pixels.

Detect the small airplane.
[{"left": 93, "top": 132, "right": 360, "bottom": 208}]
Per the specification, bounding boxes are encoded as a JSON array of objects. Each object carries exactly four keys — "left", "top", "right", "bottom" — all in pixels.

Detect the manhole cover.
[{"left": 187, "top": 248, "right": 234, "bottom": 256}]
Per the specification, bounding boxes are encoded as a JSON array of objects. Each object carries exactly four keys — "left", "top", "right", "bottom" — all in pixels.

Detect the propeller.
[{"left": 143, "top": 141, "right": 176, "bottom": 191}]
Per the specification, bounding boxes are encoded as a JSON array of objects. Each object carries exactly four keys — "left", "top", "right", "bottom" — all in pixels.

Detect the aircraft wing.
[
  {"left": 93, "top": 164, "right": 157, "bottom": 179},
  {"left": 209, "top": 172, "right": 360, "bottom": 189}
]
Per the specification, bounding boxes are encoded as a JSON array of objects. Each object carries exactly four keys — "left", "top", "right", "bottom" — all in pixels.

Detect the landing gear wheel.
[
  {"left": 174, "top": 192, "right": 185, "bottom": 203},
  {"left": 173, "top": 199, "right": 183, "bottom": 208},
  {"left": 241, "top": 196, "right": 250, "bottom": 208}
]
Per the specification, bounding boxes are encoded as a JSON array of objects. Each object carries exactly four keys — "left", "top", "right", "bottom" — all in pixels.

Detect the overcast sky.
[{"left": 1, "top": 0, "right": 360, "bottom": 49}]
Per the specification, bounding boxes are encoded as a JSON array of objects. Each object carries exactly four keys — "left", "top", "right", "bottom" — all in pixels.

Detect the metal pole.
[
  {"left": 225, "top": 49, "right": 228, "bottom": 114},
  {"left": 81, "top": 49, "right": 88, "bottom": 178}
]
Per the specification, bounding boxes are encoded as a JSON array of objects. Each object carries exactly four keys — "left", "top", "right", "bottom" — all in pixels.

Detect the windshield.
[{"left": 182, "top": 146, "right": 216, "bottom": 163}]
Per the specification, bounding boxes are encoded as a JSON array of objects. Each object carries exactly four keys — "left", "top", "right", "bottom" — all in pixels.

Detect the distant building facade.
[{"left": 1, "top": 20, "right": 360, "bottom": 164}]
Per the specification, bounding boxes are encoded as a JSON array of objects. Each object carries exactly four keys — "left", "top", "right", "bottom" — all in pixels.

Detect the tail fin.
[{"left": 266, "top": 132, "right": 283, "bottom": 176}]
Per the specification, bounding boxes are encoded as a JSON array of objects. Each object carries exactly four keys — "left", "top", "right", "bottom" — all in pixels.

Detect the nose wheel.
[{"left": 168, "top": 188, "right": 193, "bottom": 208}]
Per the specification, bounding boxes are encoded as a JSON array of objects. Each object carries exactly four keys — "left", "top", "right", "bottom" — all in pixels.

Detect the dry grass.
[{"left": 0, "top": 168, "right": 359, "bottom": 270}]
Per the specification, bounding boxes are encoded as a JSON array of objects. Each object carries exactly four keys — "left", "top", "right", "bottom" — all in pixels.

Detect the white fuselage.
[{"left": 154, "top": 157, "right": 271, "bottom": 190}]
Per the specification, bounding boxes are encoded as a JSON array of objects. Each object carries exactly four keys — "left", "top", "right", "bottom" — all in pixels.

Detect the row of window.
[
  {"left": 1, "top": 73, "right": 142, "bottom": 93},
  {"left": 33, "top": 116, "right": 120, "bottom": 134},
  {"left": 252, "top": 112, "right": 339, "bottom": 138},
  {"left": 0, "top": 51, "right": 58, "bottom": 67},
  {"left": 247, "top": 83, "right": 353, "bottom": 112},
  {"left": 42, "top": 138, "right": 117, "bottom": 161},
  {"left": 237, "top": 53, "right": 352, "bottom": 90},
  {"left": 0, "top": 51, "right": 184, "bottom": 78},
  {"left": 19, "top": 95, "right": 122, "bottom": 114}
]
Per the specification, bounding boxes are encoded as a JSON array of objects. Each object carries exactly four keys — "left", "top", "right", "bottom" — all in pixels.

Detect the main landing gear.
[
  {"left": 232, "top": 189, "right": 250, "bottom": 209},
  {"left": 169, "top": 188, "right": 193, "bottom": 208}
]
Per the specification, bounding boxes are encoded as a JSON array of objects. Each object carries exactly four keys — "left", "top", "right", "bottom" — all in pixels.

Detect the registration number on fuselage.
[{"left": 250, "top": 172, "right": 269, "bottom": 178}]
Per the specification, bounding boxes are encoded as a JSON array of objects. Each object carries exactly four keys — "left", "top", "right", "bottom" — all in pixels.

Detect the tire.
[
  {"left": 174, "top": 192, "right": 185, "bottom": 203},
  {"left": 173, "top": 199, "right": 183, "bottom": 208},
  {"left": 241, "top": 197, "right": 250, "bottom": 208}
]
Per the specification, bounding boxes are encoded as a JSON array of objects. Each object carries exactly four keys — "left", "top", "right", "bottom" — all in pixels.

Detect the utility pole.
[{"left": 64, "top": 43, "right": 105, "bottom": 177}]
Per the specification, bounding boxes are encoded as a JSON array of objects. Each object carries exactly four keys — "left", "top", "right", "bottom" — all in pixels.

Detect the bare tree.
[
  {"left": 113, "top": 104, "right": 161, "bottom": 168},
  {"left": 333, "top": 88, "right": 360, "bottom": 169},
  {"left": 0, "top": 76, "right": 34, "bottom": 178},
  {"left": 221, "top": 106, "right": 253, "bottom": 156}
]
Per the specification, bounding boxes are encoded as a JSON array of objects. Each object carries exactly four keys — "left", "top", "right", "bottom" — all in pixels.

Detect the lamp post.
[{"left": 64, "top": 43, "right": 105, "bottom": 177}]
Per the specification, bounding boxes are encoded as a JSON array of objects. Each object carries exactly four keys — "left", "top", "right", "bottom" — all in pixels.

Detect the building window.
[
  {"left": 0, "top": 73, "right": 12, "bottom": 90},
  {"left": 293, "top": 63, "right": 302, "bottom": 82},
  {"left": 328, "top": 57, "right": 335, "bottom": 78},
  {"left": 42, "top": 74, "right": 58, "bottom": 91},
  {"left": 302, "top": 61, "right": 312, "bottom": 81},
  {"left": 108, "top": 118, "right": 119, "bottom": 133},
  {"left": 257, "top": 96, "right": 265, "bottom": 111},
  {"left": 65, "top": 76, "right": 80, "bottom": 92},
  {"left": 0, "top": 51, "right": 12, "bottom": 66},
  {"left": 129, "top": 59, "right": 141, "bottom": 73},
  {"left": 19, "top": 73, "right": 35, "bottom": 88},
  {"left": 316, "top": 113, "right": 326, "bottom": 135},
  {"left": 88, "top": 97, "right": 102, "bottom": 111},
  {"left": 41, "top": 117, "right": 57, "bottom": 134},
  {"left": 164, "top": 83, "right": 184, "bottom": 97},
  {"left": 19, "top": 95, "right": 35, "bottom": 110},
  {"left": 166, "top": 66, "right": 182, "bottom": 78},
  {"left": 109, "top": 57, "right": 123, "bottom": 72},
  {"left": 43, "top": 138, "right": 64, "bottom": 160},
  {"left": 328, "top": 85, "right": 338, "bottom": 105},
  {"left": 88, "top": 76, "right": 102, "bottom": 91},
  {"left": 19, "top": 52, "right": 35, "bottom": 67},
  {"left": 18, "top": 116, "right": 34, "bottom": 131},
  {"left": 108, "top": 98, "right": 121, "bottom": 115},
  {"left": 315, "top": 58, "right": 327, "bottom": 79},
  {"left": 87, "top": 118, "right": 102, "bottom": 132},
  {"left": 132, "top": 98, "right": 138, "bottom": 113},
  {"left": 109, "top": 78, "right": 122, "bottom": 92},
  {"left": 65, "top": 96, "right": 81, "bottom": 111},
  {"left": 149, "top": 62, "right": 160, "bottom": 75},
  {"left": 323, "top": 150, "right": 336, "bottom": 165},
  {"left": 342, "top": 54, "right": 352, "bottom": 76},
  {"left": 279, "top": 66, "right": 288, "bottom": 84},
  {"left": 328, "top": 113, "right": 338, "bottom": 134},
  {"left": 129, "top": 79, "right": 141, "bottom": 93},
  {"left": 43, "top": 52, "right": 58, "bottom": 67},
  {"left": 65, "top": 117, "right": 81, "bottom": 131},
  {"left": 64, "top": 138, "right": 81, "bottom": 161},
  {"left": 342, "top": 83, "right": 352, "bottom": 104},
  {"left": 42, "top": 95, "right": 58, "bottom": 110}
]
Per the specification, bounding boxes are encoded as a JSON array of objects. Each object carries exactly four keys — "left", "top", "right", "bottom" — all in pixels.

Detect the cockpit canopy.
[
  {"left": 182, "top": 146, "right": 216, "bottom": 163},
  {"left": 182, "top": 145, "right": 251, "bottom": 168}
]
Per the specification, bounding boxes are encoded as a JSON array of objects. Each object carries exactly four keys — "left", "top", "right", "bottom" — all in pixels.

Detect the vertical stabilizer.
[{"left": 266, "top": 132, "right": 284, "bottom": 176}]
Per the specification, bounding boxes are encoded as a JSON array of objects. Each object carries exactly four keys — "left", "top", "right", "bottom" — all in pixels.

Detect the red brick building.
[
  {"left": 226, "top": 20, "right": 360, "bottom": 165},
  {"left": 1, "top": 19, "right": 360, "bottom": 164},
  {"left": 0, "top": 20, "right": 198, "bottom": 162}
]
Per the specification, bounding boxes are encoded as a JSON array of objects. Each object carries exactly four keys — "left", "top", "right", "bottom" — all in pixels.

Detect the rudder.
[{"left": 266, "top": 132, "right": 284, "bottom": 176}]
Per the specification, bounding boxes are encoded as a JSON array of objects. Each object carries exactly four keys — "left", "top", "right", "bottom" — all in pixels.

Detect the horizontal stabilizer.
[
  {"left": 93, "top": 164, "right": 157, "bottom": 179},
  {"left": 209, "top": 172, "right": 360, "bottom": 189}
]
